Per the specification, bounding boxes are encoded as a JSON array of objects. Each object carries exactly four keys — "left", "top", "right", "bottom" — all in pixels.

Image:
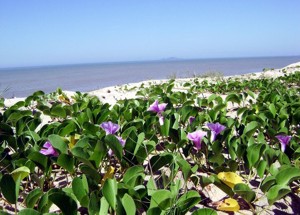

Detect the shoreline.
[
  {"left": 76, "top": 61, "right": 300, "bottom": 105},
  {"left": 1, "top": 55, "right": 300, "bottom": 98},
  {"left": 3, "top": 61, "right": 300, "bottom": 107}
]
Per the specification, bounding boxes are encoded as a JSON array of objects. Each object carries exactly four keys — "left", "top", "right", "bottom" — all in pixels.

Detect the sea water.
[{"left": 1, "top": 56, "right": 300, "bottom": 98}]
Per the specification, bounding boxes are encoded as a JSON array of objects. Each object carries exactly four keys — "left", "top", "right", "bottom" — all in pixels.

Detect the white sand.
[
  {"left": 87, "top": 61, "right": 300, "bottom": 105},
  {"left": 3, "top": 62, "right": 300, "bottom": 107}
]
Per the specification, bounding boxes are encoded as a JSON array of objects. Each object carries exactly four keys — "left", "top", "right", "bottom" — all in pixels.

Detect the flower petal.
[
  {"left": 148, "top": 100, "right": 167, "bottom": 113},
  {"left": 187, "top": 130, "right": 207, "bottom": 150},
  {"left": 40, "top": 141, "right": 59, "bottom": 157},
  {"left": 276, "top": 135, "right": 292, "bottom": 152},
  {"left": 100, "top": 121, "right": 120, "bottom": 135},
  {"left": 157, "top": 103, "right": 167, "bottom": 112},
  {"left": 148, "top": 100, "right": 159, "bottom": 113}
]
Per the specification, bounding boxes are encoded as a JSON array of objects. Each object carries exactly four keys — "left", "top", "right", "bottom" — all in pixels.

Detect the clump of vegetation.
[
  {"left": 262, "top": 67, "right": 274, "bottom": 72},
  {"left": 0, "top": 86, "right": 9, "bottom": 107},
  {"left": 196, "top": 71, "right": 224, "bottom": 79},
  {"left": 0, "top": 71, "right": 300, "bottom": 214}
]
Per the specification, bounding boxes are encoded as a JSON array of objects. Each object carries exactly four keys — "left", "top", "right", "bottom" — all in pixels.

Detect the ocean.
[{"left": 1, "top": 56, "right": 300, "bottom": 98}]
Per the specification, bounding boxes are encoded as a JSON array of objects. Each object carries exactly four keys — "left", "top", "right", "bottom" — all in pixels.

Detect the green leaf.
[
  {"left": 275, "top": 167, "right": 300, "bottom": 185},
  {"left": 83, "top": 122, "right": 100, "bottom": 134},
  {"left": 99, "top": 196, "right": 110, "bottom": 215},
  {"left": 209, "top": 153, "right": 225, "bottom": 166},
  {"left": 257, "top": 160, "right": 267, "bottom": 178},
  {"left": 121, "top": 194, "right": 136, "bottom": 215},
  {"left": 18, "top": 209, "right": 42, "bottom": 215},
  {"left": 147, "top": 207, "right": 162, "bottom": 215},
  {"left": 268, "top": 103, "right": 277, "bottom": 118},
  {"left": 25, "top": 188, "right": 43, "bottom": 208},
  {"left": 123, "top": 165, "right": 145, "bottom": 188},
  {"left": 11, "top": 166, "right": 30, "bottom": 181},
  {"left": 48, "top": 190, "right": 78, "bottom": 215},
  {"left": 266, "top": 185, "right": 290, "bottom": 205},
  {"left": 28, "top": 151, "right": 48, "bottom": 171},
  {"left": 37, "top": 192, "right": 53, "bottom": 213},
  {"left": 160, "top": 118, "right": 170, "bottom": 137},
  {"left": 80, "top": 164, "right": 101, "bottom": 181},
  {"left": 199, "top": 175, "right": 214, "bottom": 188},
  {"left": 233, "top": 183, "right": 256, "bottom": 203},
  {"left": 133, "top": 132, "right": 145, "bottom": 156},
  {"left": 246, "top": 143, "right": 266, "bottom": 168},
  {"left": 147, "top": 177, "right": 157, "bottom": 196},
  {"left": 75, "top": 137, "right": 90, "bottom": 148},
  {"left": 172, "top": 113, "right": 180, "bottom": 130},
  {"left": 261, "top": 176, "right": 276, "bottom": 193},
  {"left": 48, "top": 134, "right": 68, "bottom": 154},
  {"left": 103, "top": 178, "right": 118, "bottom": 211},
  {"left": 149, "top": 153, "right": 174, "bottom": 172},
  {"left": 226, "top": 93, "right": 241, "bottom": 104},
  {"left": 192, "top": 208, "right": 217, "bottom": 215},
  {"left": 58, "top": 120, "right": 77, "bottom": 136},
  {"left": 278, "top": 152, "right": 291, "bottom": 165},
  {"left": 177, "top": 190, "right": 201, "bottom": 213},
  {"left": 72, "top": 175, "right": 89, "bottom": 207},
  {"left": 50, "top": 105, "right": 66, "bottom": 118},
  {"left": 0, "top": 174, "right": 16, "bottom": 204},
  {"left": 149, "top": 189, "right": 172, "bottom": 210},
  {"left": 89, "top": 141, "right": 106, "bottom": 167},
  {"left": 57, "top": 154, "right": 74, "bottom": 173},
  {"left": 242, "top": 121, "right": 259, "bottom": 138},
  {"left": 88, "top": 191, "right": 100, "bottom": 215},
  {"left": 105, "top": 134, "right": 123, "bottom": 161},
  {"left": 177, "top": 158, "right": 192, "bottom": 182}
]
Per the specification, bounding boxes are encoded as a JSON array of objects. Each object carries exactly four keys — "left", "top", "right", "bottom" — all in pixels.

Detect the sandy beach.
[{"left": 4, "top": 61, "right": 299, "bottom": 108}]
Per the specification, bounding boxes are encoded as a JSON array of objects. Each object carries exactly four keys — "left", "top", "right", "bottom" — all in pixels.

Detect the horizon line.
[{"left": 1, "top": 54, "right": 300, "bottom": 70}]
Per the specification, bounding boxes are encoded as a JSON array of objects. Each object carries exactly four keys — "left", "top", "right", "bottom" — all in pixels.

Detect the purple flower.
[
  {"left": 207, "top": 122, "right": 226, "bottom": 142},
  {"left": 40, "top": 141, "right": 59, "bottom": 157},
  {"left": 148, "top": 100, "right": 168, "bottom": 126},
  {"left": 276, "top": 135, "right": 292, "bottom": 152},
  {"left": 100, "top": 121, "right": 120, "bottom": 135},
  {"left": 148, "top": 100, "right": 167, "bottom": 113},
  {"left": 187, "top": 130, "right": 207, "bottom": 150},
  {"left": 189, "top": 116, "right": 196, "bottom": 124}
]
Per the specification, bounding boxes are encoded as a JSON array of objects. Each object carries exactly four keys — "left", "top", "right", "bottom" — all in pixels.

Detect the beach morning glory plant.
[
  {"left": 207, "top": 122, "right": 226, "bottom": 142},
  {"left": 100, "top": 121, "right": 120, "bottom": 135},
  {"left": 148, "top": 100, "right": 168, "bottom": 125},
  {"left": 187, "top": 130, "right": 207, "bottom": 150},
  {"left": 275, "top": 134, "right": 292, "bottom": 152},
  {"left": 40, "top": 141, "right": 59, "bottom": 157}
]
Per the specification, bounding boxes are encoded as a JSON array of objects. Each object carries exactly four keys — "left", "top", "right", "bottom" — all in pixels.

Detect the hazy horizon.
[{"left": 1, "top": 54, "right": 300, "bottom": 70}]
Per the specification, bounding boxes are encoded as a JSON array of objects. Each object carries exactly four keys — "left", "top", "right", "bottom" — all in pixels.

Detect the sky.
[{"left": 0, "top": 1, "right": 300, "bottom": 68}]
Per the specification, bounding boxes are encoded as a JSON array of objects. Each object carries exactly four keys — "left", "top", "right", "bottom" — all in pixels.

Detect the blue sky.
[{"left": 0, "top": 1, "right": 300, "bottom": 68}]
